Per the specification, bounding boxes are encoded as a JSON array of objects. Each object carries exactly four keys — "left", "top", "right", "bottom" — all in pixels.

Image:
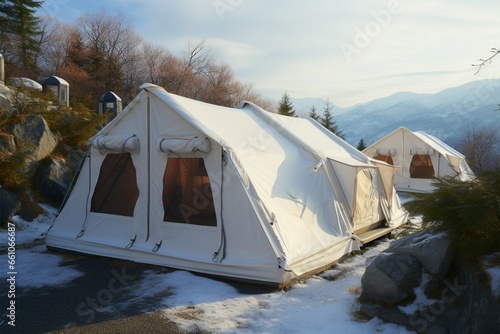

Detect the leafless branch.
[{"left": 472, "top": 47, "right": 500, "bottom": 75}]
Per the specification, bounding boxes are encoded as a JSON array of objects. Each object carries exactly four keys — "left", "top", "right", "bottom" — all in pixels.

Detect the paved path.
[
  {"left": 0, "top": 250, "right": 190, "bottom": 334},
  {"left": 0, "top": 246, "right": 273, "bottom": 334}
]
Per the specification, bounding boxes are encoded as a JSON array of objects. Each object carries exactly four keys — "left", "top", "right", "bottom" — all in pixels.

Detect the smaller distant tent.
[{"left": 363, "top": 127, "right": 475, "bottom": 193}]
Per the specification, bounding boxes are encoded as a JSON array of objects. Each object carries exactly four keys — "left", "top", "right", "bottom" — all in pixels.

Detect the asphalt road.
[
  {"left": 0, "top": 247, "right": 274, "bottom": 334},
  {"left": 1, "top": 250, "right": 178, "bottom": 334}
]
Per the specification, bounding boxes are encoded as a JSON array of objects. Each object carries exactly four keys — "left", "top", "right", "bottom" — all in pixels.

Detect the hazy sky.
[{"left": 39, "top": 0, "right": 500, "bottom": 107}]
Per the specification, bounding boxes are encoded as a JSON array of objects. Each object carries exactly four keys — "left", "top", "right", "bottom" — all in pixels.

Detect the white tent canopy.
[
  {"left": 363, "top": 127, "right": 475, "bottom": 193},
  {"left": 47, "top": 84, "right": 408, "bottom": 286}
]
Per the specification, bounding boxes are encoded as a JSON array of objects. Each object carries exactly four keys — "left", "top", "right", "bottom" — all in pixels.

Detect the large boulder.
[
  {"left": 384, "top": 230, "right": 454, "bottom": 279},
  {"left": 6, "top": 114, "right": 58, "bottom": 165},
  {"left": 360, "top": 252, "right": 422, "bottom": 305},
  {"left": 34, "top": 157, "right": 71, "bottom": 203}
]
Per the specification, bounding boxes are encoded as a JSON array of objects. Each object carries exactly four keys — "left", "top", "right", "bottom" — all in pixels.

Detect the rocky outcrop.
[
  {"left": 34, "top": 157, "right": 71, "bottom": 203},
  {"left": 6, "top": 114, "right": 58, "bottom": 165},
  {"left": 359, "top": 230, "right": 500, "bottom": 334},
  {"left": 0, "top": 111, "right": 76, "bottom": 223}
]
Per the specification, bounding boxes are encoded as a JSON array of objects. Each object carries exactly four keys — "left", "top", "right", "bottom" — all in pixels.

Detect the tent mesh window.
[
  {"left": 91, "top": 153, "right": 139, "bottom": 216},
  {"left": 163, "top": 157, "right": 216, "bottom": 226},
  {"left": 373, "top": 154, "right": 394, "bottom": 165},
  {"left": 410, "top": 154, "right": 435, "bottom": 178}
]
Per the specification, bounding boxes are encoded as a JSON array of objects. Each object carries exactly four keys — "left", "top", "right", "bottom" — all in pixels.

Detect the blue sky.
[{"left": 38, "top": 0, "right": 500, "bottom": 107}]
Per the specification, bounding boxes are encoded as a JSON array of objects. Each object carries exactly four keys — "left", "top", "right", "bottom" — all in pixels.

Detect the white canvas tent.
[
  {"left": 47, "top": 84, "right": 408, "bottom": 286},
  {"left": 363, "top": 127, "right": 475, "bottom": 193}
]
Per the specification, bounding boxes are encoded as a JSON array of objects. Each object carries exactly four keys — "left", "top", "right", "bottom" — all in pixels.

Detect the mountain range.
[{"left": 289, "top": 79, "right": 500, "bottom": 149}]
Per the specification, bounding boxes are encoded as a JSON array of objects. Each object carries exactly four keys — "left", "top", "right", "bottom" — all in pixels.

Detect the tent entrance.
[
  {"left": 352, "top": 168, "right": 384, "bottom": 234},
  {"left": 162, "top": 157, "right": 217, "bottom": 226}
]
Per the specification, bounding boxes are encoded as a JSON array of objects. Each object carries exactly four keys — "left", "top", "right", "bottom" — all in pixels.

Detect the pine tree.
[
  {"left": 320, "top": 98, "right": 344, "bottom": 139},
  {"left": 308, "top": 105, "right": 320, "bottom": 121},
  {"left": 277, "top": 91, "right": 296, "bottom": 117},
  {"left": 0, "top": 0, "right": 43, "bottom": 72},
  {"left": 356, "top": 138, "right": 367, "bottom": 151}
]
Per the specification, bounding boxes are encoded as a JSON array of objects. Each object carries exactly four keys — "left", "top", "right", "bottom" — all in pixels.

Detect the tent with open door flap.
[
  {"left": 363, "top": 127, "right": 475, "bottom": 193},
  {"left": 46, "top": 84, "right": 408, "bottom": 287}
]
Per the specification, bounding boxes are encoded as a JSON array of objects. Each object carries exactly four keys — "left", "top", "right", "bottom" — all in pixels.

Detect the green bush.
[{"left": 405, "top": 171, "right": 500, "bottom": 261}]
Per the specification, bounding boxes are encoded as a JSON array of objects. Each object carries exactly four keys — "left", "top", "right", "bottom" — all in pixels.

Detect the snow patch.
[
  {"left": 398, "top": 273, "right": 434, "bottom": 315},
  {"left": 0, "top": 245, "right": 83, "bottom": 289}
]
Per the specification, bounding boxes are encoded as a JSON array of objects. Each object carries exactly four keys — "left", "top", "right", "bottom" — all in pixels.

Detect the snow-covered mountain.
[{"left": 335, "top": 79, "right": 500, "bottom": 148}]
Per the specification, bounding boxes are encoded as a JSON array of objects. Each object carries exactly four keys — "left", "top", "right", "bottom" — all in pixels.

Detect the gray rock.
[
  {"left": 66, "top": 150, "right": 86, "bottom": 175},
  {"left": 34, "top": 157, "right": 70, "bottom": 203},
  {"left": 6, "top": 114, "right": 58, "bottom": 164},
  {"left": 15, "top": 191, "right": 45, "bottom": 222},
  {"left": 385, "top": 230, "right": 454, "bottom": 279},
  {"left": 0, "top": 187, "right": 20, "bottom": 224},
  {"left": 361, "top": 252, "right": 422, "bottom": 305},
  {"left": 359, "top": 303, "right": 409, "bottom": 326}
]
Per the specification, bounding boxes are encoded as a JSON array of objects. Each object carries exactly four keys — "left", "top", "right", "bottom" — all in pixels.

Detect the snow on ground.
[
  {"left": 0, "top": 204, "right": 56, "bottom": 246},
  {"left": 148, "top": 242, "right": 412, "bottom": 334},
  {"left": 398, "top": 273, "right": 434, "bottom": 315},
  {"left": 0, "top": 245, "right": 84, "bottom": 289},
  {"left": 0, "top": 207, "right": 413, "bottom": 333},
  {"left": 0, "top": 206, "right": 84, "bottom": 289}
]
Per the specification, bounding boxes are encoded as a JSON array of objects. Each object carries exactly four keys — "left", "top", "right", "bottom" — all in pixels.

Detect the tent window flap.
[
  {"left": 157, "top": 137, "right": 211, "bottom": 157},
  {"left": 163, "top": 157, "right": 216, "bottom": 226},
  {"left": 93, "top": 134, "right": 140, "bottom": 154},
  {"left": 410, "top": 147, "right": 434, "bottom": 155},
  {"left": 91, "top": 153, "right": 139, "bottom": 216},
  {"left": 375, "top": 148, "right": 396, "bottom": 156},
  {"left": 410, "top": 154, "right": 435, "bottom": 179}
]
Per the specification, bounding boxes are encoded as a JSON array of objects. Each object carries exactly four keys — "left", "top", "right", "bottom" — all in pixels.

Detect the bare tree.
[
  {"left": 140, "top": 42, "right": 169, "bottom": 85},
  {"left": 459, "top": 124, "right": 500, "bottom": 172},
  {"left": 37, "top": 16, "right": 76, "bottom": 76},
  {"left": 139, "top": 41, "right": 187, "bottom": 93},
  {"left": 174, "top": 39, "right": 213, "bottom": 95},
  {"left": 472, "top": 47, "right": 500, "bottom": 75},
  {"left": 77, "top": 11, "right": 142, "bottom": 100}
]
